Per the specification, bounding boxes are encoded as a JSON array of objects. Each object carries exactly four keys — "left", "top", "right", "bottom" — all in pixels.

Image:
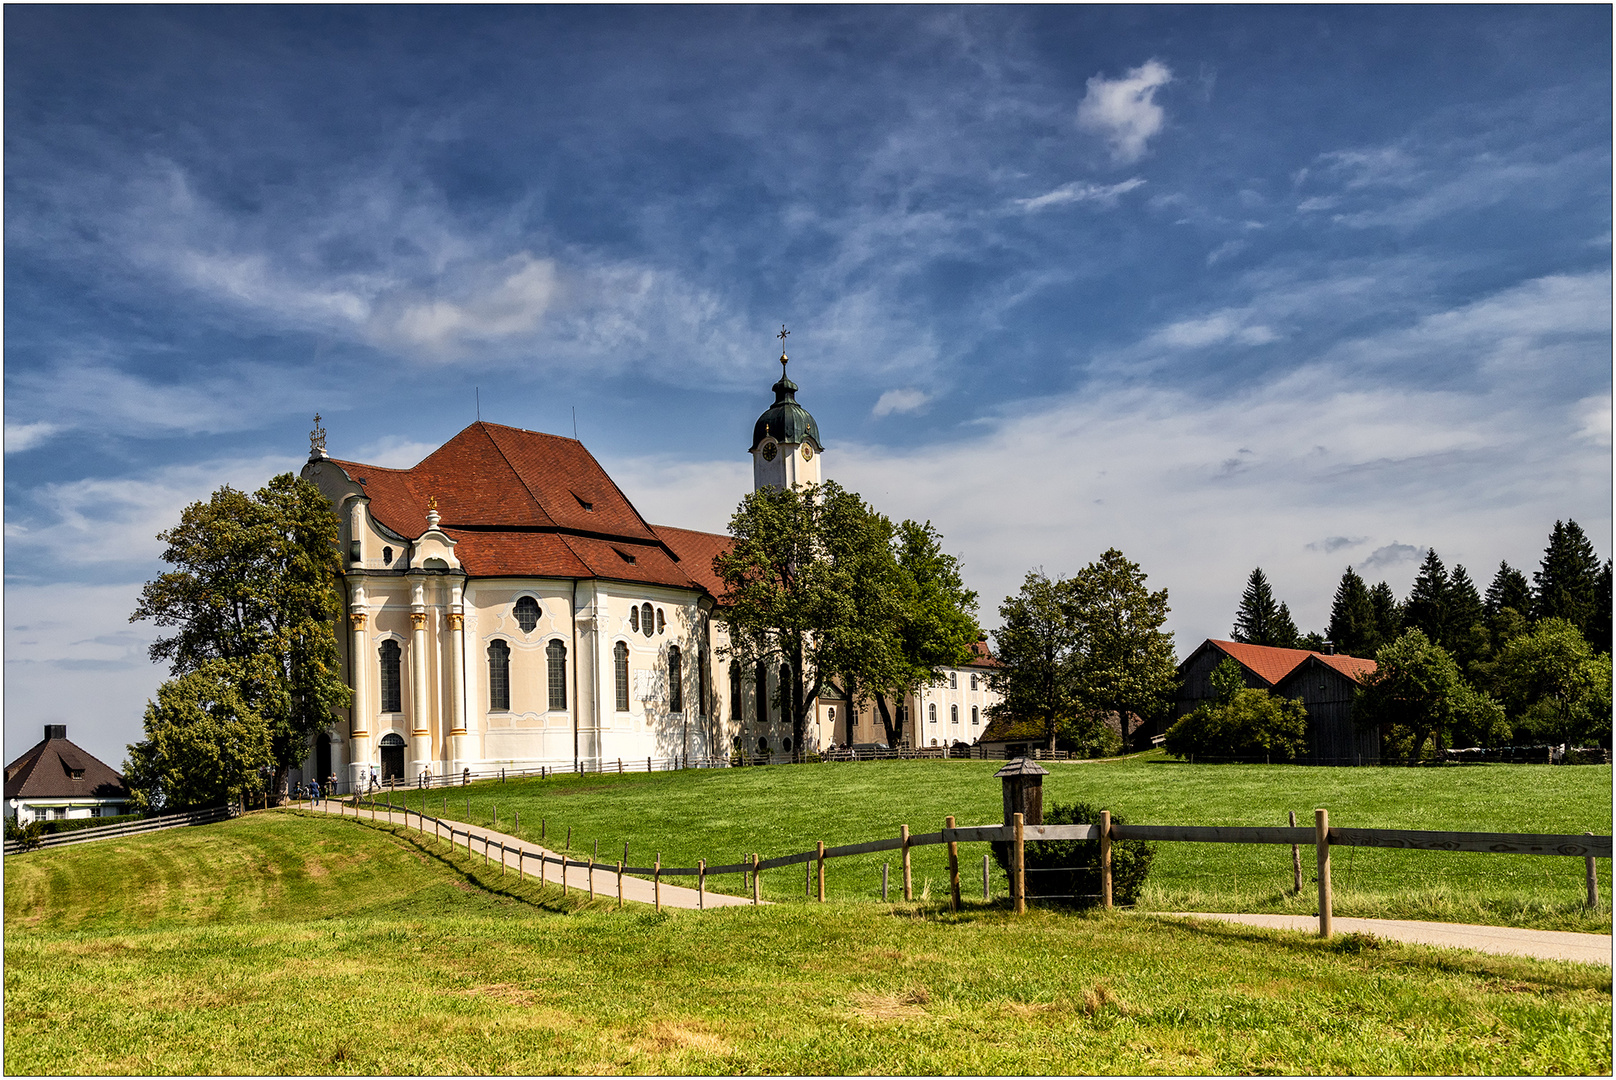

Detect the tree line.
[{"left": 1224, "top": 519, "right": 1612, "bottom": 758}]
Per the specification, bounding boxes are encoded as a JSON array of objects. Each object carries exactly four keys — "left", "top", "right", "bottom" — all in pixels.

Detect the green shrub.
[
  {"left": 40, "top": 813, "right": 143, "bottom": 835},
  {"left": 1163, "top": 688, "right": 1309, "bottom": 763},
  {"left": 991, "top": 801, "right": 1156, "bottom": 908}
]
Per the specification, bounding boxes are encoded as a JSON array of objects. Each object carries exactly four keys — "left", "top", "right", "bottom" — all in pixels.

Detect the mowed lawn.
[
  {"left": 5, "top": 812, "right": 1611, "bottom": 1075},
  {"left": 370, "top": 757, "right": 1613, "bottom": 931}
]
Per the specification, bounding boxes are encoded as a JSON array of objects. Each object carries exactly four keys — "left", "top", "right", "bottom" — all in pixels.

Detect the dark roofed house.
[
  {"left": 5, "top": 725, "right": 133, "bottom": 824},
  {"left": 1171, "top": 639, "right": 1380, "bottom": 765}
]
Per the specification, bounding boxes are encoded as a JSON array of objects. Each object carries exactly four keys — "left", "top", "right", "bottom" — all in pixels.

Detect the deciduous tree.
[
  {"left": 1354, "top": 629, "right": 1507, "bottom": 762},
  {"left": 1491, "top": 618, "right": 1612, "bottom": 747},
  {"left": 129, "top": 474, "right": 350, "bottom": 801},
  {"left": 1067, "top": 548, "right": 1177, "bottom": 751},
  {"left": 124, "top": 659, "right": 276, "bottom": 811},
  {"left": 987, "top": 571, "right": 1084, "bottom": 753}
]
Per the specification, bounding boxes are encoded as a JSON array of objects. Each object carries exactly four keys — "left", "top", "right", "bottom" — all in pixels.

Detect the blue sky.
[{"left": 6, "top": 6, "right": 1611, "bottom": 767}]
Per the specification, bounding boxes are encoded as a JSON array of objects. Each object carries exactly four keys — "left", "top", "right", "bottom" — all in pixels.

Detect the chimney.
[
  {"left": 44, "top": 724, "right": 66, "bottom": 741},
  {"left": 1323, "top": 641, "right": 1335, "bottom": 656}
]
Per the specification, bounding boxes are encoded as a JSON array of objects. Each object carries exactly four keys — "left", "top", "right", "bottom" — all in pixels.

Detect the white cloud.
[
  {"left": 351, "top": 436, "right": 441, "bottom": 469},
  {"left": 872, "top": 389, "right": 933, "bottom": 417},
  {"left": 1358, "top": 543, "right": 1425, "bottom": 572},
  {"left": 1076, "top": 59, "right": 1173, "bottom": 163},
  {"left": 5, "top": 421, "right": 61, "bottom": 454},
  {"left": 1573, "top": 395, "right": 1612, "bottom": 447},
  {"left": 1012, "top": 178, "right": 1145, "bottom": 213},
  {"left": 1144, "top": 310, "right": 1278, "bottom": 349}
]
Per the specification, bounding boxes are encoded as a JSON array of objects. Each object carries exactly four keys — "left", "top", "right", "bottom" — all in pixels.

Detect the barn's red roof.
[{"left": 1198, "top": 639, "right": 1375, "bottom": 686}]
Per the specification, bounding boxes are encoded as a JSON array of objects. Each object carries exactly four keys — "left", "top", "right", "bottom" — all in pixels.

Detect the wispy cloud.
[
  {"left": 1144, "top": 310, "right": 1279, "bottom": 349},
  {"left": 1076, "top": 59, "right": 1173, "bottom": 163},
  {"left": 1307, "top": 536, "right": 1368, "bottom": 553},
  {"left": 1012, "top": 178, "right": 1145, "bottom": 213},
  {"left": 1359, "top": 543, "right": 1424, "bottom": 572},
  {"left": 5, "top": 422, "right": 61, "bottom": 454},
  {"left": 872, "top": 389, "right": 933, "bottom": 417}
]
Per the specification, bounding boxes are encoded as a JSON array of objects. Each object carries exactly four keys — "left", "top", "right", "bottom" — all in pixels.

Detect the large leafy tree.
[
  {"left": 1534, "top": 520, "right": 1601, "bottom": 641},
  {"left": 1327, "top": 567, "right": 1379, "bottom": 657},
  {"left": 1354, "top": 629, "right": 1507, "bottom": 762},
  {"left": 124, "top": 659, "right": 276, "bottom": 811},
  {"left": 987, "top": 571, "right": 1084, "bottom": 753},
  {"left": 129, "top": 474, "right": 351, "bottom": 801},
  {"left": 865, "top": 520, "right": 978, "bottom": 748},
  {"left": 1491, "top": 618, "right": 1612, "bottom": 747},
  {"left": 1067, "top": 548, "right": 1177, "bottom": 751},
  {"left": 1232, "top": 568, "right": 1298, "bottom": 647},
  {"left": 1164, "top": 687, "right": 1309, "bottom": 764}
]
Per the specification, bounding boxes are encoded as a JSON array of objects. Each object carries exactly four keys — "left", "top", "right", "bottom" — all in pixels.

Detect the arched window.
[
  {"left": 668, "top": 645, "right": 683, "bottom": 713},
  {"left": 951, "top": 704, "right": 959, "bottom": 725},
  {"left": 755, "top": 661, "right": 768, "bottom": 722},
  {"left": 487, "top": 640, "right": 510, "bottom": 711},
  {"left": 949, "top": 672, "right": 957, "bottom": 689},
  {"left": 547, "top": 639, "right": 568, "bottom": 711},
  {"left": 970, "top": 674, "right": 978, "bottom": 691},
  {"left": 931, "top": 738, "right": 939, "bottom": 747},
  {"left": 641, "top": 603, "right": 654, "bottom": 638},
  {"left": 379, "top": 640, "right": 402, "bottom": 713},
  {"left": 656, "top": 608, "right": 666, "bottom": 634},
  {"left": 382, "top": 546, "right": 393, "bottom": 566},
  {"left": 782, "top": 737, "right": 792, "bottom": 753},
  {"left": 614, "top": 642, "right": 630, "bottom": 712},
  {"left": 972, "top": 706, "right": 979, "bottom": 725},
  {"left": 758, "top": 737, "right": 769, "bottom": 753},
  {"left": 928, "top": 703, "right": 937, "bottom": 725},
  {"left": 730, "top": 665, "right": 742, "bottom": 725},
  {"left": 514, "top": 596, "right": 540, "bottom": 633},
  {"left": 779, "top": 664, "right": 791, "bottom": 721},
  {"left": 630, "top": 606, "right": 640, "bottom": 633}
]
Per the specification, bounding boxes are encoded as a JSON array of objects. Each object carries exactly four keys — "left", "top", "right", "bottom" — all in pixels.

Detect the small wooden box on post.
[{"left": 995, "top": 757, "right": 1048, "bottom": 828}]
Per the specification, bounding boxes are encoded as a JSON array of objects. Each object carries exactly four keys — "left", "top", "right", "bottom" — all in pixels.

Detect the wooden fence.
[
  {"left": 331, "top": 791, "right": 1610, "bottom": 936},
  {"left": 3, "top": 805, "right": 232, "bottom": 855}
]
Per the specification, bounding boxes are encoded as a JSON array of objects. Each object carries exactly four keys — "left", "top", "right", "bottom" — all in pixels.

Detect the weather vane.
[
  {"left": 309, "top": 413, "right": 327, "bottom": 458},
  {"left": 777, "top": 324, "right": 790, "bottom": 373}
]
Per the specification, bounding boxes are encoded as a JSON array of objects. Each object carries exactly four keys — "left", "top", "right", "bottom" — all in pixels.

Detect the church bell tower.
[{"left": 750, "top": 327, "right": 824, "bottom": 491}]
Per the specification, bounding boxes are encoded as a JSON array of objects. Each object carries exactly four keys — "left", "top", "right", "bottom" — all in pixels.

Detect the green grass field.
[
  {"left": 5, "top": 811, "right": 1611, "bottom": 1075},
  {"left": 366, "top": 757, "right": 1613, "bottom": 931}
]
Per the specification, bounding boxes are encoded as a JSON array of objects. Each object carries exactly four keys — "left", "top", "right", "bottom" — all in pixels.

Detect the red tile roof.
[
  {"left": 328, "top": 423, "right": 733, "bottom": 596},
  {"left": 964, "top": 639, "right": 1002, "bottom": 668},
  {"left": 1199, "top": 639, "right": 1375, "bottom": 686}
]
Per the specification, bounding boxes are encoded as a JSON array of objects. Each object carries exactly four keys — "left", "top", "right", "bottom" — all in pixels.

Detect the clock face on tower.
[
  {"left": 760, "top": 440, "right": 777, "bottom": 462},
  {"left": 801, "top": 444, "right": 814, "bottom": 461}
]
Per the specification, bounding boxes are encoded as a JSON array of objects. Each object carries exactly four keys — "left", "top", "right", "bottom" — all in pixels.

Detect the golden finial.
[
  {"left": 777, "top": 325, "right": 790, "bottom": 373},
  {"left": 427, "top": 494, "right": 438, "bottom": 511},
  {"left": 309, "top": 413, "right": 327, "bottom": 459}
]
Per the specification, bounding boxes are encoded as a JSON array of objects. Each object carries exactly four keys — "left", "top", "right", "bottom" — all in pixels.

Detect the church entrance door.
[{"left": 379, "top": 733, "right": 405, "bottom": 782}]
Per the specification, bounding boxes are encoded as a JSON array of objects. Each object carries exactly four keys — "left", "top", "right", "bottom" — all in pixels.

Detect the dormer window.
[
  {"left": 382, "top": 546, "right": 393, "bottom": 566},
  {"left": 613, "top": 547, "right": 637, "bottom": 565},
  {"left": 514, "top": 596, "right": 540, "bottom": 634},
  {"left": 572, "top": 491, "right": 594, "bottom": 511}
]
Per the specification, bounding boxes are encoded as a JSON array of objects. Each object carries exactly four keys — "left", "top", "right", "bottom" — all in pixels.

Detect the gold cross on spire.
[{"left": 777, "top": 324, "right": 790, "bottom": 373}]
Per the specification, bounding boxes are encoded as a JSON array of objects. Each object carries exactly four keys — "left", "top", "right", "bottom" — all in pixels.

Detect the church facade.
[{"left": 299, "top": 356, "right": 999, "bottom": 789}]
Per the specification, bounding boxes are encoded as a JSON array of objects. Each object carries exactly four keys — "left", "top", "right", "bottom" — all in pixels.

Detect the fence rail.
[
  {"left": 4, "top": 805, "right": 232, "bottom": 855},
  {"left": 326, "top": 789, "right": 1610, "bottom": 934}
]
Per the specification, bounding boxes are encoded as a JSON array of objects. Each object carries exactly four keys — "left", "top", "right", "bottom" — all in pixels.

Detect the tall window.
[
  {"left": 949, "top": 672, "right": 957, "bottom": 689},
  {"left": 970, "top": 674, "right": 978, "bottom": 691},
  {"left": 972, "top": 706, "right": 979, "bottom": 725},
  {"left": 779, "top": 664, "right": 791, "bottom": 721},
  {"left": 668, "top": 646, "right": 683, "bottom": 713},
  {"left": 514, "top": 596, "right": 540, "bottom": 633},
  {"left": 547, "top": 640, "right": 568, "bottom": 711},
  {"left": 614, "top": 642, "right": 630, "bottom": 711},
  {"left": 630, "top": 606, "right": 640, "bottom": 633},
  {"left": 656, "top": 608, "right": 666, "bottom": 634},
  {"left": 951, "top": 704, "right": 959, "bottom": 725},
  {"left": 755, "top": 661, "right": 768, "bottom": 723},
  {"left": 928, "top": 703, "right": 937, "bottom": 725},
  {"left": 379, "top": 640, "right": 402, "bottom": 713},
  {"left": 640, "top": 603, "right": 654, "bottom": 637},
  {"left": 487, "top": 640, "right": 510, "bottom": 711},
  {"left": 730, "top": 665, "right": 742, "bottom": 726}
]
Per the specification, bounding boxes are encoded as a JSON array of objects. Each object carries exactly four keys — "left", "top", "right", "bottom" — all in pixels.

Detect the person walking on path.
[{"left": 310, "top": 779, "right": 321, "bottom": 807}]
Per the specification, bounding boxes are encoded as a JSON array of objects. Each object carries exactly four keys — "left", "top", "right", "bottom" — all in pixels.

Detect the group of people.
[{"left": 293, "top": 774, "right": 345, "bottom": 805}]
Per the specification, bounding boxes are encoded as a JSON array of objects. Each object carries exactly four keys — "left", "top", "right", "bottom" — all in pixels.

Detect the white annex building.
[{"left": 299, "top": 351, "right": 1000, "bottom": 789}]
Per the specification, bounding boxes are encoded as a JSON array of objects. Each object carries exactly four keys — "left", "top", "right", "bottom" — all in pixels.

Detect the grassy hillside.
[
  {"left": 366, "top": 757, "right": 1613, "bottom": 930},
  {"left": 5, "top": 811, "right": 1610, "bottom": 1075}
]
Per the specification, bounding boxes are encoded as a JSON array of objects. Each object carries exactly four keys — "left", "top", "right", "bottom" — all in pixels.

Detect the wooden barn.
[{"left": 1169, "top": 639, "right": 1380, "bottom": 766}]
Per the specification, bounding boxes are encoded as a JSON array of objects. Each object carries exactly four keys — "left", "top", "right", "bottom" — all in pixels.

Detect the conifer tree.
[
  {"left": 1447, "top": 564, "right": 1487, "bottom": 670},
  {"left": 1483, "top": 560, "right": 1533, "bottom": 652},
  {"left": 1273, "top": 602, "right": 1302, "bottom": 649},
  {"left": 1403, "top": 549, "right": 1452, "bottom": 649},
  {"left": 1232, "top": 568, "right": 1282, "bottom": 646},
  {"left": 1326, "top": 567, "right": 1378, "bottom": 657},
  {"left": 1594, "top": 560, "right": 1613, "bottom": 655},
  {"left": 1369, "top": 580, "right": 1403, "bottom": 644},
  {"left": 1534, "top": 520, "right": 1601, "bottom": 644}
]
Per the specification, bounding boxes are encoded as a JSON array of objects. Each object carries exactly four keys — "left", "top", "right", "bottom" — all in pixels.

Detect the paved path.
[
  {"left": 300, "top": 800, "right": 754, "bottom": 910},
  {"left": 1169, "top": 912, "right": 1612, "bottom": 966}
]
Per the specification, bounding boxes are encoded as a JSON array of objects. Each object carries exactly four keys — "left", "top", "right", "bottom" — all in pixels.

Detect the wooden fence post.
[
  {"left": 515, "top": 810, "right": 519, "bottom": 835},
  {"left": 1012, "top": 812, "right": 1026, "bottom": 915},
  {"left": 1100, "top": 809, "right": 1113, "bottom": 910},
  {"left": 654, "top": 853, "right": 661, "bottom": 912},
  {"left": 588, "top": 855, "right": 595, "bottom": 900},
  {"left": 562, "top": 852, "right": 568, "bottom": 897},
  {"left": 1315, "top": 808, "right": 1332, "bottom": 938},
  {"left": 699, "top": 858, "right": 706, "bottom": 909},
  {"left": 1587, "top": 832, "right": 1601, "bottom": 910},
  {"left": 901, "top": 825, "right": 913, "bottom": 901},
  {"left": 752, "top": 853, "right": 761, "bottom": 905},
  {"left": 946, "top": 816, "right": 961, "bottom": 912},
  {"left": 1290, "top": 810, "right": 1302, "bottom": 892},
  {"left": 566, "top": 826, "right": 572, "bottom": 852},
  {"left": 617, "top": 860, "right": 624, "bottom": 910},
  {"left": 816, "top": 841, "right": 825, "bottom": 902},
  {"left": 499, "top": 842, "right": 505, "bottom": 877}
]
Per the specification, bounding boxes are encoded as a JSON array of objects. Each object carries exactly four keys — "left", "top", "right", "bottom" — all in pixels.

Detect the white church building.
[{"left": 299, "top": 350, "right": 999, "bottom": 790}]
